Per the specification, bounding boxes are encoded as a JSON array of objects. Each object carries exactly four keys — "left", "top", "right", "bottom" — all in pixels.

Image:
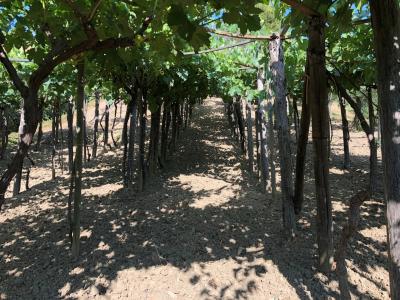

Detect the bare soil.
[{"left": 0, "top": 98, "right": 389, "bottom": 299}]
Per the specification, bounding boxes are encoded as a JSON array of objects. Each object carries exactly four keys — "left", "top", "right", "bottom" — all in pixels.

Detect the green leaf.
[
  {"left": 244, "top": 15, "right": 261, "bottom": 32},
  {"left": 222, "top": 11, "right": 240, "bottom": 24},
  {"left": 190, "top": 27, "right": 210, "bottom": 52},
  {"left": 167, "top": 4, "right": 187, "bottom": 27}
]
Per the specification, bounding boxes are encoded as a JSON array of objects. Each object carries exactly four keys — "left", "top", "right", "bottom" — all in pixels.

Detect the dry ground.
[{"left": 0, "top": 98, "right": 389, "bottom": 299}]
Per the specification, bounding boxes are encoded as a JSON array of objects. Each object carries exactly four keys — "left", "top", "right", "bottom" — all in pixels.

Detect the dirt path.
[{"left": 0, "top": 98, "right": 389, "bottom": 299}]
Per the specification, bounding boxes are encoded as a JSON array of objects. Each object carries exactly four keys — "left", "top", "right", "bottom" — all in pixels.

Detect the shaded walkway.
[{"left": 0, "top": 98, "right": 388, "bottom": 299}]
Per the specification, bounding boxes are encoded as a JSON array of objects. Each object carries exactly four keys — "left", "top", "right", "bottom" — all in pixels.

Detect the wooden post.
[
  {"left": 269, "top": 36, "right": 295, "bottom": 235},
  {"left": 308, "top": 15, "right": 333, "bottom": 273}
]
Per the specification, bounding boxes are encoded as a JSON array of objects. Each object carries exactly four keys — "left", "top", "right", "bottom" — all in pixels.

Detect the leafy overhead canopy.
[{"left": 0, "top": 0, "right": 377, "bottom": 122}]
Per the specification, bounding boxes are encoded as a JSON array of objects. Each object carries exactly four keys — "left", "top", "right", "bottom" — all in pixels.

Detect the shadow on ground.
[{"left": 0, "top": 99, "right": 388, "bottom": 299}]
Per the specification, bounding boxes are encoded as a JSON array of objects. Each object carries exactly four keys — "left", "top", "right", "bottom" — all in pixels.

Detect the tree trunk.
[
  {"left": 257, "top": 68, "right": 270, "bottom": 193},
  {"left": 234, "top": 97, "right": 246, "bottom": 154},
  {"left": 72, "top": 60, "right": 85, "bottom": 258},
  {"left": 367, "top": 87, "right": 378, "bottom": 194},
  {"left": 147, "top": 106, "right": 161, "bottom": 175},
  {"left": 334, "top": 78, "right": 378, "bottom": 195},
  {"left": 308, "top": 16, "right": 333, "bottom": 273},
  {"left": 369, "top": 1, "right": 400, "bottom": 297},
  {"left": 51, "top": 145, "right": 56, "bottom": 180},
  {"left": 52, "top": 102, "right": 57, "bottom": 179},
  {"left": 269, "top": 37, "right": 295, "bottom": 235},
  {"left": 1, "top": 90, "right": 39, "bottom": 206},
  {"left": 127, "top": 94, "right": 138, "bottom": 187},
  {"left": 67, "top": 97, "right": 74, "bottom": 174},
  {"left": 292, "top": 96, "right": 299, "bottom": 142},
  {"left": 83, "top": 96, "right": 88, "bottom": 163},
  {"left": 122, "top": 98, "right": 133, "bottom": 187},
  {"left": 137, "top": 88, "right": 147, "bottom": 192},
  {"left": 227, "top": 103, "right": 235, "bottom": 137},
  {"left": 169, "top": 103, "right": 178, "bottom": 153},
  {"left": 12, "top": 162, "right": 23, "bottom": 197},
  {"left": 161, "top": 103, "right": 171, "bottom": 163},
  {"left": 0, "top": 91, "right": 40, "bottom": 208},
  {"left": 34, "top": 109, "right": 43, "bottom": 152},
  {"left": 177, "top": 103, "right": 183, "bottom": 139},
  {"left": 184, "top": 102, "right": 189, "bottom": 129},
  {"left": 232, "top": 102, "right": 239, "bottom": 141},
  {"left": 255, "top": 105, "right": 261, "bottom": 179},
  {"left": 56, "top": 104, "right": 60, "bottom": 144},
  {"left": 188, "top": 105, "right": 193, "bottom": 127},
  {"left": 111, "top": 100, "right": 118, "bottom": 148},
  {"left": 13, "top": 109, "right": 26, "bottom": 196},
  {"left": 53, "top": 102, "right": 59, "bottom": 145},
  {"left": 59, "top": 108, "right": 64, "bottom": 173},
  {"left": 258, "top": 104, "right": 270, "bottom": 193},
  {"left": 52, "top": 105, "right": 57, "bottom": 140},
  {"left": 176, "top": 103, "right": 181, "bottom": 143},
  {"left": 286, "top": 95, "right": 293, "bottom": 138},
  {"left": 328, "top": 102, "right": 333, "bottom": 160},
  {"left": 267, "top": 102, "right": 276, "bottom": 200},
  {"left": 103, "top": 103, "right": 110, "bottom": 149},
  {"left": 294, "top": 69, "right": 311, "bottom": 214},
  {"left": 246, "top": 102, "right": 254, "bottom": 173},
  {"left": 25, "top": 155, "right": 34, "bottom": 191},
  {"left": 0, "top": 107, "right": 7, "bottom": 159},
  {"left": 339, "top": 96, "right": 350, "bottom": 169},
  {"left": 68, "top": 158, "right": 75, "bottom": 245},
  {"left": 92, "top": 90, "right": 100, "bottom": 159}
]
